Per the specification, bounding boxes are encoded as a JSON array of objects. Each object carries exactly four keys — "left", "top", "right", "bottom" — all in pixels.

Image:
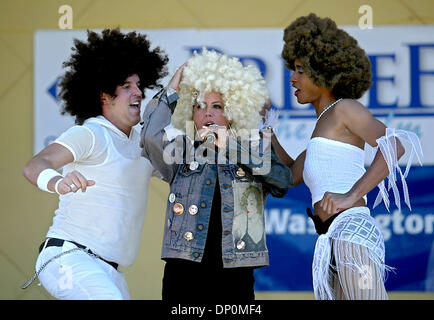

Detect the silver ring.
[{"left": 69, "top": 184, "right": 75, "bottom": 189}]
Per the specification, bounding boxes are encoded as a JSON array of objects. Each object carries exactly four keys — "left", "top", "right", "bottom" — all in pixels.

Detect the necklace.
[{"left": 316, "top": 98, "right": 342, "bottom": 121}]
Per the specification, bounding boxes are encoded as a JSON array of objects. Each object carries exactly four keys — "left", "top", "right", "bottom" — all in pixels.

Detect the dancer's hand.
[{"left": 319, "top": 191, "right": 357, "bottom": 215}]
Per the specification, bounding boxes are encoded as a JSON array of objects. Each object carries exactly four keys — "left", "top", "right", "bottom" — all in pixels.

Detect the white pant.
[{"left": 36, "top": 240, "right": 130, "bottom": 300}]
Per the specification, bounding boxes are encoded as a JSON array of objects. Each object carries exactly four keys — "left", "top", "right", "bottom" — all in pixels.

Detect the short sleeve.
[{"left": 52, "top": 125, "right": 96, "bottom": 162}]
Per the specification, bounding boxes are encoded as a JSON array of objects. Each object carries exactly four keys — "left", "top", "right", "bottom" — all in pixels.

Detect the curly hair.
[
  {"left": 282, "top": 13, "right": 372, "bottom": 99},
  {"left": 58, "top": 28, "right": 168, "bottom": 124},
  {"left": 171, "top": 48, "right": 269, "bottom": 133},
  {"left": 240, "top": 185, "right": 263, "bottom": 214}
]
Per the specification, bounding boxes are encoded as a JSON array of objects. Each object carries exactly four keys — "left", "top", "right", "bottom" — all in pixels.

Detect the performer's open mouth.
[{"left": 129, "top": 101, "right": 141, "bottom": 111}]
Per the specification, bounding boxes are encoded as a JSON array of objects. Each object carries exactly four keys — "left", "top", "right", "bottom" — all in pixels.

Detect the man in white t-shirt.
[{"left": 21, "top": 28, "right": 168, "bottom": 299}]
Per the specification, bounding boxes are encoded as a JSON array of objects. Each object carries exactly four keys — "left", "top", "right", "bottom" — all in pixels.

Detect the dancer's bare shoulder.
[{"left": 337, "top": 99, "right": 386, "bottom": 147}]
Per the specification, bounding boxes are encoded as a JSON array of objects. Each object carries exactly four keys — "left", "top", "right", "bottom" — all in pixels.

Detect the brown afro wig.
[
  {"left": 282, "top": 13, "right": 372, "bottom": 99},
  {"left": 58, "top": 28, "right": 168, "bottom": 124}
]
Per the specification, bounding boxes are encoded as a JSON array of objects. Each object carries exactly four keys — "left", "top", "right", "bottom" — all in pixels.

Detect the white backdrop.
[{"left": 34, "top": 27, "right": 434, "bottom": 164}]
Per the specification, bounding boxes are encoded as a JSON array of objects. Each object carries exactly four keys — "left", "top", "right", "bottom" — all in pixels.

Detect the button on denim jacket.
[{"left": 140, "top": 89, "right": 293, "bottom": 268}]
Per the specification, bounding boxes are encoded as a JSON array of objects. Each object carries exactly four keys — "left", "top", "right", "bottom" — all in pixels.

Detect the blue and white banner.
[{"left": 34, "top": 26, "right": 434, "bottom": 291}]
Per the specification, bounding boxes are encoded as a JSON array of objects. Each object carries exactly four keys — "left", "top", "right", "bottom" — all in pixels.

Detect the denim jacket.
[{"left": 140, "top": 89, "right": 293, "bottom": 268}]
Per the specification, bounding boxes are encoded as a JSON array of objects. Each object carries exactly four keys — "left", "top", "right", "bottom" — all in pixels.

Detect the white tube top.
[{"left": 303, "top": 137, "right": 367, "bottom": 207}]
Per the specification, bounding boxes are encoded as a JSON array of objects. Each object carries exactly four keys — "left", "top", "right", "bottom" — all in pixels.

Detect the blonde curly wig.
[{"left": 171, "top": 49, "right": 270, "bottom": 133}]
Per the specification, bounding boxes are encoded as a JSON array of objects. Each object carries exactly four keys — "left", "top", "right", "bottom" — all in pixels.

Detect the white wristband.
[
  {"left": 36, "top": 168, "right": 62, "bottom": 193},
  {"left": 54, "top": 178, "right": 63, "bottom": 195}
]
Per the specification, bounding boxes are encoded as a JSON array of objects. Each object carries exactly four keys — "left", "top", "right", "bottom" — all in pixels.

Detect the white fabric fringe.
[
  {"left": 312, "top": 207, "right": 393, "bottom": 300},
  {"left": 312, "top": 234, "right": 334, "bottom": 299},
  {"left": 312, "top": 128, "right": 423, "bottom": 299},
  {"left": 259, "top": 108, "right": 279, "bottom": 132},
  {"left": 372, "top": 128, "right": 423, "bottom": 211}
]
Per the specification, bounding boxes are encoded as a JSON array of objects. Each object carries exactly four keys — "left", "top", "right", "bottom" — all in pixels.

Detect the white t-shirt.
[{"left": 46, "top": 116, "right": 153, "bottom": 267}]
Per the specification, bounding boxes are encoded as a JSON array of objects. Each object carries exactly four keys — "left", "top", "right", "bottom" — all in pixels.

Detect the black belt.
[{"left": 39, "top": 238, "right": 118, "bottom": 270}]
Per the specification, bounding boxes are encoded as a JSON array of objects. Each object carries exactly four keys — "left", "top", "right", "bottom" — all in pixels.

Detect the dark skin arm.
[
  {"left": 261, "top": 101, "right": 305, "bottom": 186},
  {"left": 271, "top": 135, "right": 305, "bottom": 186},
  {"left": 265, "top": 99, "right": 405, "bottom": 221},
  {"left": 318, "top": 100, "right": 405, "bottom": 215}
]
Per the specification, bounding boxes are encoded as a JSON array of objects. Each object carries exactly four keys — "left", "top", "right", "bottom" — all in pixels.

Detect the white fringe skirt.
[{"left": 312, "top": 206, "right": 392, "bottom": 300}]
